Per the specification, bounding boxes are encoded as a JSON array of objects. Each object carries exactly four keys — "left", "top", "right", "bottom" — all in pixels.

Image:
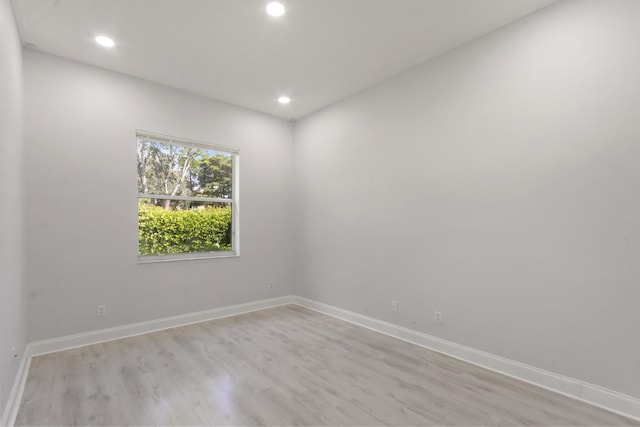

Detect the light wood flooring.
[{"left": 16, "top": 305, "right": 639, "bottom": 426}]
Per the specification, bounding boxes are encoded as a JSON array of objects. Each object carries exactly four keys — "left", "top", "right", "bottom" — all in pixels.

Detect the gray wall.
[
  {"left": 0, "top": 0, "right": 26, "bottom": 414},
  {"left": 294, "top": 0, "right": 640, "bottom": 399},
  {"left": 23, "top": 51, "right": 295, "bottom": 342}
]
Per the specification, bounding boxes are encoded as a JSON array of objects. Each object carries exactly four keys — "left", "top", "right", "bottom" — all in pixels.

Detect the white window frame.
[{"left": 136, "top": 130, "right": 239, "bottom": 263}]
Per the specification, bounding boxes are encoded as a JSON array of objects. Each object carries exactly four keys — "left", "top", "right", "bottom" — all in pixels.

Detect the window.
[{"left": 136, "top": 131, "right": 238, "bottom": 262}]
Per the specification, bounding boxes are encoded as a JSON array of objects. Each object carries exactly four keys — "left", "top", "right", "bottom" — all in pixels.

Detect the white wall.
[
  {"left": 0, "top": 0, "right": 26, "bottom": 414},
  {"left": 294, "top": 0, "right": 640, "bottom": 399},
  {"left": 23, "top": 51, "right": 295, "bottom": 342}
]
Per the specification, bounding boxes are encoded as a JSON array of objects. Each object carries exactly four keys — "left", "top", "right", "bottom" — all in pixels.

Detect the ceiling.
[{"left": 13, "top": 0, "right": 557, "bottom": 120}]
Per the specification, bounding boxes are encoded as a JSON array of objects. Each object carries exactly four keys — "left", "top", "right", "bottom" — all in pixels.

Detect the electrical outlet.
[
  {"left": 434, "top": 311, "right": 443, "bottom": 324},
  {"left": 391, "top": 300, "right": 398, "bottom": 312},
  {"left": 97, "top": 304, "right": 106, "bottom": 317}
]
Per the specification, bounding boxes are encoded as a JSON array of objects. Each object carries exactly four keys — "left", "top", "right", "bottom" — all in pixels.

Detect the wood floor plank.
[{"left": 15, "top": 305, "right": 639, "bottom": 426}]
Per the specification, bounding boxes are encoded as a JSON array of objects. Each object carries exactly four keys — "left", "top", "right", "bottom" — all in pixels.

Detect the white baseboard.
[
  {"left": 292, "top": 296, "right": 640, "bottom": 422},
  {"left": 29, "top": 295, "right": 295, "bottom": 357},
  {"left": 2, "top": 295, "right": 294, "bottom": 426},
  {"left": 1, "top": 345, "right": 32, "bottom": 427},
  {"left": 4, "top": 294, "right": 639, "bottom": 425}
]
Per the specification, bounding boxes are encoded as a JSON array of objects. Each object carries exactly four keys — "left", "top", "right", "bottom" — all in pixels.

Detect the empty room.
[{"left": 1, "top": 0, "right": 639, "bottom": 425}]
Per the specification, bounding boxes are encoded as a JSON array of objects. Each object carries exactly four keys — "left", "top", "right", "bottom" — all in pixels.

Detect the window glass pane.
[
  {"left": 137, "top": 138, "right": 233, "bottom": 199},
  {"left": 191, "top": 151, "right": 233, "bottom": 200},
  {"left": 138, "top": 198, "right": 232, "bottom": 256}
]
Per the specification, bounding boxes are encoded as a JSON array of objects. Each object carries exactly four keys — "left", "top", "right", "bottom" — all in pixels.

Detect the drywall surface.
[
  {"left": 294, "top": 0, "right": 640, "bottom": 398},
  {"left": 23, "top": 51, "right": 294, "bottom": 342},
  {"left": 0, "top": 0, "right": 26, "bottom": 414}
]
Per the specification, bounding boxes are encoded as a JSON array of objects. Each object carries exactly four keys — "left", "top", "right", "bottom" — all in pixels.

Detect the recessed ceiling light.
[
  {"left": 278, "top": 96, "right": 291, "bottom": 104},
  {"left": 266, "top": 2, "right": 285, "bottom": 17},
  {"left": 95, "top": 35, "right": 115, "bottom": 48}
]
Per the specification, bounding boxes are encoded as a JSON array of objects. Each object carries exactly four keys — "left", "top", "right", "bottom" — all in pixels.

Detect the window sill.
[{"left": 137, "top": 251, "right": 238, "bottom": 264}]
